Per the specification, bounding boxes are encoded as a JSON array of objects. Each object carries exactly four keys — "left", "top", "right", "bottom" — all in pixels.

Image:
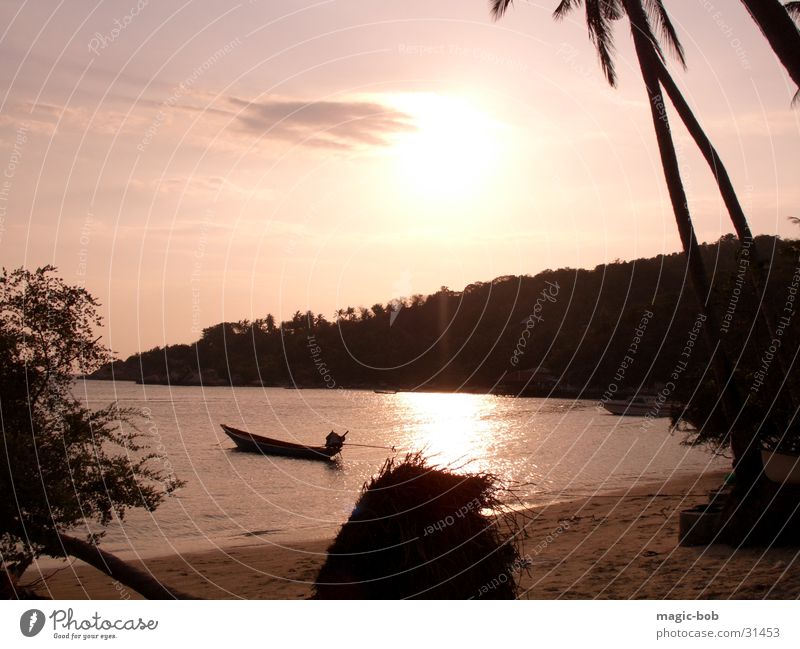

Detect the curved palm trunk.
[
  {"left": 654, "top": 64, "right": 754, "bottom": 245},
  {"left": 622, "top": 0, "right": 763, "bottom": 486},
  {"left": 654, "top": 59, "right": 794, "bottom": 396},
  {"left": 58, "top": 533, "right": 196, "bottom": 599},
  {"left": 739, "top": 0, "right": 800, "bottom": 92}
]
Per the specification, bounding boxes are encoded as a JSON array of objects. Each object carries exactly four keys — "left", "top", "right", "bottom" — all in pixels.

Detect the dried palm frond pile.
[{"left": 314, "top": 453, "right": 525, "bottom": 599}]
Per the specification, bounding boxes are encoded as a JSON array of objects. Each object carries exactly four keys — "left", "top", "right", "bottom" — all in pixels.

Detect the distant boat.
[
  {"left": 373, "top": 389, "right": 397, "bottom": 394},
  {"left": 220, "top": 424, "right": 342, "bottom": 461},
  {"left": 602, "top": 395, "right": 669, "bottom": 417},
  {"left": 761, "top": 449, "right": 800, "bottom": 485}
]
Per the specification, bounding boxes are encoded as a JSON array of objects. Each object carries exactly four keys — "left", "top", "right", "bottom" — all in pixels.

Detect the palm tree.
[
  {"left": 739, "top": 0, "right": 800, "bottom": 96},
  {"left": 651, "top": 55, "right": 793, "bottom": 390},
  {"left": 491, "top": 0, "right": 763, "bottom": 485},
  {"left": 508, "top": 1, "right": 795, "bottom": 391}
]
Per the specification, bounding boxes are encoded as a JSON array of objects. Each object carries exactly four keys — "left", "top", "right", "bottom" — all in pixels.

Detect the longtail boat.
[
  {"left": 221, "top": 424, "right": 343, "bottom": 461},
  {"left": 601, "top": 394, "right": 670, "bottom": 417}
]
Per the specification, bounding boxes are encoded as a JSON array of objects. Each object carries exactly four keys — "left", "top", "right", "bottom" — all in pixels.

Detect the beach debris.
[{"left": 314, "top": 452, "right": 523, "bottom": 599}]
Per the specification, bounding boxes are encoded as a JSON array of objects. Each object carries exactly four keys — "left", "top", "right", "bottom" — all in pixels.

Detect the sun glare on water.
[
  {"left": 398, "top": 392, "right": 497, "bottom": 468},
  {"left": 388, "top": 93, "right": 504, "bottom": 202}
]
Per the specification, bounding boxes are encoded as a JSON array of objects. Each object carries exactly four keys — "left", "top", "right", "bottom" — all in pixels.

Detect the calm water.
[{"left": 72, "top": 380, "right": 726, "bottom": 558}]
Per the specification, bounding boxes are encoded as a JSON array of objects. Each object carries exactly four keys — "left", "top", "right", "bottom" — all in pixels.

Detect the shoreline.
[
  {"left": 23, "top": 469, "right": 800, "bottom": 599},
  {"left": 78, "top": 376, "right": 595, "bottom": 399}
]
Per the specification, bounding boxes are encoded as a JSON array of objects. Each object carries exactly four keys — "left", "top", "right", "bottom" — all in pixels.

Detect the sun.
[{"left": 387, "top": 93, "right": 503, "bottom": 202}]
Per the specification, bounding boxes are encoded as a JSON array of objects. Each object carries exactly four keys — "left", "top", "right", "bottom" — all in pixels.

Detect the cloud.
[
  {"left": 0, "top": 91, "right": 416, "bottom": 154},
  {"left": 225, "top": 96, "right": 415, "bottom": 150},
  {"left": 0, "top": 100, "right": 152, "bottom": 136}
]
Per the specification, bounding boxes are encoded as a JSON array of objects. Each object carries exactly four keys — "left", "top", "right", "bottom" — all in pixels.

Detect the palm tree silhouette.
[
  {"left": 739, "top": 0, "right": 800, "bottom": 99},
  {"left": 491, "top": 0, "right": 764, "bottom": 485}
]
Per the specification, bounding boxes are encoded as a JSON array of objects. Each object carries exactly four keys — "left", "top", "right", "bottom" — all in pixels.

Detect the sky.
[{"left": 0, "top": 0, "right": 798, "bottom": 357}]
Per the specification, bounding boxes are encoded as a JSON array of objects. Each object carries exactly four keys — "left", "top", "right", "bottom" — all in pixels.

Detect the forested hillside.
[{"left": 91, "top": 235, "right": 799, "bottom": 405}]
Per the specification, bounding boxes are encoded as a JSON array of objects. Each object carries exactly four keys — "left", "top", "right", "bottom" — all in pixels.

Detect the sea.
[{"left": 69, "top": 380, "right": 727, "bottom": 559}]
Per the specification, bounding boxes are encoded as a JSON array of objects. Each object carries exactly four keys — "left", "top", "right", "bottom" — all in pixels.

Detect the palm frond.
[
  {"left": 643, "top": 0, "right": 686, "bottom": 68},
  {"left": 553, "top": 0, "right": 584, "bottom": 20},
  {"left": 600, "top": 0, "right": 623, "bottom": 21},
  {"left": 490, "top": 0, "right": 515, "bottom": 20},
  {"left": 585, "top": 0, "right": 617, "bottom": 86}
]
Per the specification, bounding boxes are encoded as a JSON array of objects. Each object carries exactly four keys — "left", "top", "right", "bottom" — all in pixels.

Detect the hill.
[{"left": 90, "top": 234, "right": 799, "bottom": 406}]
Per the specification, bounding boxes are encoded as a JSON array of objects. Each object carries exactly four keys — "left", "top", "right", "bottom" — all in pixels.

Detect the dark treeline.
[{"left": 92, "top": 235, "right": 799, "bottom": 404}]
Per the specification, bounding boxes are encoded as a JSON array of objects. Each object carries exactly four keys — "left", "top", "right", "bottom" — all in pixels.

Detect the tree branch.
[{"left": 57, "top": 533, "right": 198, "bottom": 600}]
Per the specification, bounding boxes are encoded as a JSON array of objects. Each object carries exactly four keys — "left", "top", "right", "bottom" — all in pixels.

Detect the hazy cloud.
[
  {"left": 0, "top": 100, "right": 151, "bottom": 135},
  {"left": 226, "top": 96, "right": 415, "bottom": 149}
]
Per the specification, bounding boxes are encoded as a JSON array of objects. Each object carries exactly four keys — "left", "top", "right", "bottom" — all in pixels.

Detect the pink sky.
[{"left": 0, "top": 0, "right": 797, "bottom": 356}]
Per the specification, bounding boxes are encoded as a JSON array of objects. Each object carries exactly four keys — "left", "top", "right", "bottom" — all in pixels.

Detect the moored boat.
[
  {"left": 761, "top": 449, "right": 800, "bottom": 485},
  {"left": 221, "top": 424, "right": 342, "bottom": 461},
  {"left": 602, "top": 394, "right": 670, "bottom": 417}
]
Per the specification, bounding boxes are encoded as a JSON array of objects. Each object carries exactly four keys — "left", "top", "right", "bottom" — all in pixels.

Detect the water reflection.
[
  {"left": 70, "top": 382, "right": 727, "bottom": 556},
  {"left": 397, "top": 392, "right": 499, "bottom": 469}
]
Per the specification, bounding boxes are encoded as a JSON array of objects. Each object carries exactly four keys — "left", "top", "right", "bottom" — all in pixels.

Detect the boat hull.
[
  {"left": 602, "top": 398, "right": 670, "bottom": 417},
  {"left": 221, "top": 425, "right": 340, "bottom": 461},
  {"left": 761, "top": 449, "right": 800, "bottom": 485}
]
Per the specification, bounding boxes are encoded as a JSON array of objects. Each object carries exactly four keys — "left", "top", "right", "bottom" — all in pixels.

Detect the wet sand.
[{"left": 22, "top": 471, "right": 800, "bottom": 599}]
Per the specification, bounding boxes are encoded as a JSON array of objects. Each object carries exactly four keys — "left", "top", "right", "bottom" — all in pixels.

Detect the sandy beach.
[{"left": 22, "top": 471, "right": 800, "bottom": 599}]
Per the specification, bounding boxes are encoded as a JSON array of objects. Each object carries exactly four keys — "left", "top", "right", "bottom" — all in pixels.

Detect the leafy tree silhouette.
[{"left": 0, "top": 266, "right": 187, "bottom": 598}]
